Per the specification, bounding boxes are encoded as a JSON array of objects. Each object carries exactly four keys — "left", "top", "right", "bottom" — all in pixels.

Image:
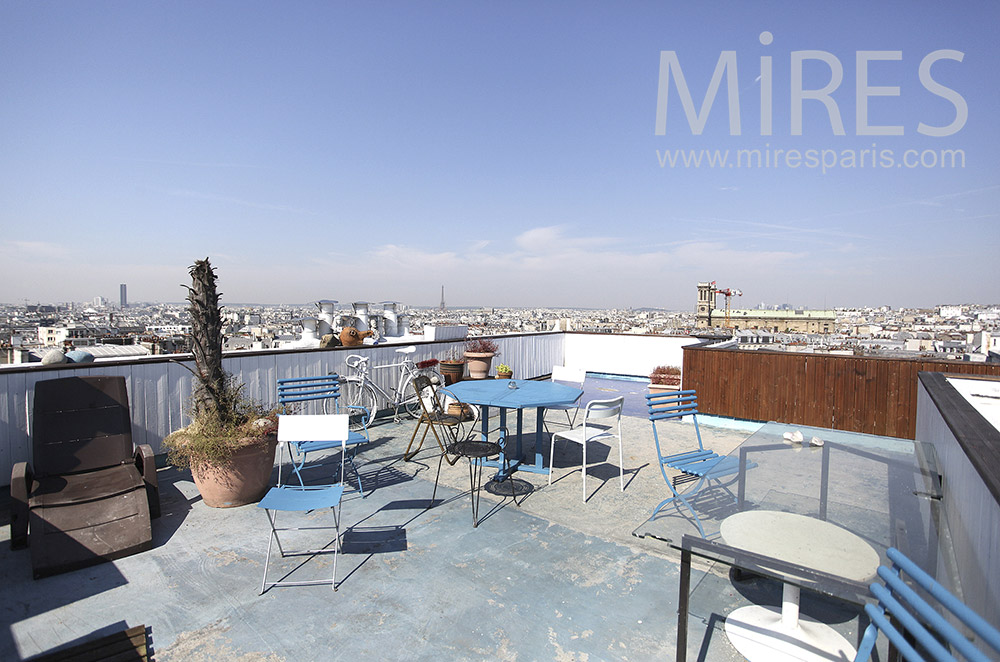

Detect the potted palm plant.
[
  {"left": 464, "top": 338, "right": 499, "bottom": 379},
  {"left": 163, "top": 258, "right": 278, "bottom": 508}
]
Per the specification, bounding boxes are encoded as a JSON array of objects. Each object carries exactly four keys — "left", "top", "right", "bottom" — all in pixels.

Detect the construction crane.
[{"left": 710, "top": 281, "right": 743, "bottom": 328}]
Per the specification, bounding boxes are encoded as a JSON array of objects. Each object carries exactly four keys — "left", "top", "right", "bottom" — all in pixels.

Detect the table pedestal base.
[{"left": 724, "top": 605, "right": 856, "bottom": 662}]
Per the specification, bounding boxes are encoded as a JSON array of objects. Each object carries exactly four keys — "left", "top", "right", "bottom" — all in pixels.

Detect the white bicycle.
[{"left": 338, "top": 346, "right": 441, "bottom": 430}]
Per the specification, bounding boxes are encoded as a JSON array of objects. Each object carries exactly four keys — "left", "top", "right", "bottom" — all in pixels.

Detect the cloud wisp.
[{"left": 163, "top": 188, "right": 316, "bottom": 215}]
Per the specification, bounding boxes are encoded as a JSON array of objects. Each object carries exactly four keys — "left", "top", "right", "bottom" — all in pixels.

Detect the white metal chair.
[
  {"left": 543, "top": 365, "right": 585, "bottom": 431},
  {"left": 548, "top": 396, "right": 625, "bottom": 502},
  {"left": 258, "top": 414, "right": 349, "bottom": 593}
]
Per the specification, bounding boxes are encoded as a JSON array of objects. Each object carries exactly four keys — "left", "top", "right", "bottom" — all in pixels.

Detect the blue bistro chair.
[
  {"left": 277, "top": 375, "right": 371, "bottom": 496},
  {"left": 854, "top": 547, "right": 1000, "bottom": 661},
  {"left": 646, "top": 389, "right": 747, "bottom": 537},
  {"left": 258, "top": 414, "right": 349, "bottom": 594}
]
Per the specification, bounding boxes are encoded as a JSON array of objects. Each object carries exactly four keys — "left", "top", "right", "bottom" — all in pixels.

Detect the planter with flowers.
[
  {"left": 495, "top": 363, "right": 513, "bottom": 379},
  {"left": 649, "top": 365, "right": 682, "bottom": 393},
  {"left": 464, "top": 338, "right": 499, "bottom": 380}
]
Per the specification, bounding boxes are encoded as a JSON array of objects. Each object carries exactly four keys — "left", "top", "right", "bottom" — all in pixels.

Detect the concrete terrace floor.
[{"left": 1, "top": 382, "right": 868, "bottom": 661}]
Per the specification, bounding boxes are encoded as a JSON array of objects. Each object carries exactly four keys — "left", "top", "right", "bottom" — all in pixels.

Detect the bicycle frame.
[
  {"left": 351, "top": 355, "right": 417, "bottom": 408},
  {"left": 344, "top": 348, "right": 440, "bottom": 425}
]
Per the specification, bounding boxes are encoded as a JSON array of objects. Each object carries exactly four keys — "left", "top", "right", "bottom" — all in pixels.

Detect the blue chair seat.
[
  {"left": 661, "top": 448, "right": 715, "bottom": 464},
  {"left": 668, "top": 454, "right": 740, "bottom": 477},
  {"left": 295, "top": 431, "right": 367, "bottom": 454},
  {"left": 259, "top": 484, "right": 344, "bottom": 512}
]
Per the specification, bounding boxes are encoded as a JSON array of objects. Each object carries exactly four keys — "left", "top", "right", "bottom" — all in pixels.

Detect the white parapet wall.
[
  {"left": 563, "top": 333, "right": 701, "bottom": 379},
  {"left": 0, "top": 331, "right": 566, "bottom": 484}
]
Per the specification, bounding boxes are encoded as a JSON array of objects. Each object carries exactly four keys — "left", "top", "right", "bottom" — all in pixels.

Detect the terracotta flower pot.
[
  {"left": 497, "top": 370, "right": 512, "bottom": 379},
  {"left": 650, "top": 378, "right": 681, "bottom": 389},
  {"left": 447, "top": 402, "right": 474, "bottom": 420},
  {"left": 464, "top": 352, "right": 494, "bottom": 379},
  {"left": 440, "top": 361, "right": 465, "bottom": 385},
  {"left": 191, "top": 434, "right": 278, "bottom": 508}
]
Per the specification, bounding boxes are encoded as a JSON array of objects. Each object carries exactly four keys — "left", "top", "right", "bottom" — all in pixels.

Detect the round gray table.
[{"left": 720, "top": 510, "right": 881, "bottom": 662}]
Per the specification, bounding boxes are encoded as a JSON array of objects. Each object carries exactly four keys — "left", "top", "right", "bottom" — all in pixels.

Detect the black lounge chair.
[{"left": 10, "top": 376, "right": 160, "bottom": 578}]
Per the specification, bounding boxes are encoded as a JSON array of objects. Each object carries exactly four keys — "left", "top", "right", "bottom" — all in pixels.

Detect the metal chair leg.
[
  {"left": 469, "top": 456, "right": 485, "bottom": 528},
  {"left": 403, "top": 418, "right": 427, "bottom": 460},
  {"left": 502, "top": 455, "right": 523, "bottom": 509},
  {"left": 259, "top": 495, "right": 342, "bottom": 594},
  {"left": 345, "top": 453, "right": 365, "bottom": 498},
  {"left": 431, "top": 448, "right": 445, "bottom": 505}
]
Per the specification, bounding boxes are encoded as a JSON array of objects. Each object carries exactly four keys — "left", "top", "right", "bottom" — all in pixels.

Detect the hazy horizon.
[{"left": 5, "top": 297, "right": 993, "bottom": 314}]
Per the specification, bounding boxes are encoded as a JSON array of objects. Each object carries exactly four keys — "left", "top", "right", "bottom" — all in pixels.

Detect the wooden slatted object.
[{"left": 27, "top": 624, "right": 148, "bottom": 662}]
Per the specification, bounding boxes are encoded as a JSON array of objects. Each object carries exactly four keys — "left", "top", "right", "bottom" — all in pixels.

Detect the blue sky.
[{"left": 2, "top": 1, "right": 997, "bottom": 310}]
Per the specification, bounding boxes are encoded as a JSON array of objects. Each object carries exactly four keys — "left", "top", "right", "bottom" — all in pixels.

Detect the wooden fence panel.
[{"left": 683, "top": 346, "right": 1000, "bottom": 439}]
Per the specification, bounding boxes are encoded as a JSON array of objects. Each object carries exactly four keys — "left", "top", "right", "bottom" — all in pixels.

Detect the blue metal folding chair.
[
  {"left": 277, "top": 375, "right": 371, "bottom": 496},
  {"left": 646, "top": 389, "right": 746, "bottom": 537},
  {"left": 855, "top": 547, "right": 1000, "bottom": 661},
  {"left": 258, "top": 414, "right": 348, "bottom": 593}
]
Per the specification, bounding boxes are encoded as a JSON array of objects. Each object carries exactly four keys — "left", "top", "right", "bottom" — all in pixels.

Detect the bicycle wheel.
[
  {"left": 341, "top": 378, "right": 377, "bottom": 431},
  {"left": 400, "top": 377, "right": 424, "bottom": 420}
]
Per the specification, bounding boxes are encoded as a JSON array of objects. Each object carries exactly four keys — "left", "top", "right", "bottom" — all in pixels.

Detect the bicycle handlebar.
[
  {"left": 345, "top": 354, "right": 368, "bottom": 369},
  {"left": 347, "top": 352, "right": 440, "bottom": 377}
]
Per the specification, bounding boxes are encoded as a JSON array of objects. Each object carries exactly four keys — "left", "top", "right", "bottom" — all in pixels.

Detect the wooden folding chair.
[{"left": 404, "top": 374, "right": 461, "bottom": 466}]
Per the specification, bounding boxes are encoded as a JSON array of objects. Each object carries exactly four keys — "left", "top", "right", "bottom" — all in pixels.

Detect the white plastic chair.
[
  {"left": 543, "top": 365, "right": 586, "bottom": 431},
  {"left": 548, "top": 396, "right": 625, "bottom": 502}
]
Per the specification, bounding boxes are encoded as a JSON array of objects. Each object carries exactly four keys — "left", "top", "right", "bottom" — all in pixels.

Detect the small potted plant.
[
  {"left": 464, "top": 338, "right": 499, "bottom": 379},
  {"left": 649, "top": 365, "right": 682, "bottom": 392},
  {"left": 163, "top": 259, "right": 279, "bottom": 508},
  {"left": 439, "top": 347, "right": 466, "bottom": 385},
  {"left": 495, "top": 363, "right": 513, "bottom": 379}
]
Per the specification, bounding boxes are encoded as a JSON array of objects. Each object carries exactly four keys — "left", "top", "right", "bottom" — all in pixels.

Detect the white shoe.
[{"left": 782, "top": 430, "right": 804, "bottom": 444}]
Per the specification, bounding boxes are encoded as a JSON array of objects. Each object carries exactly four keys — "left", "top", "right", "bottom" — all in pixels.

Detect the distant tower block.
[
  {"left": 440, "top": 286, "right": 446, "bottom": 312},
  {"left": 696, "top": 282, "right": 714, "bottom": 325},
  {"left": 120, "top": 283, "right": 127, "bottom": 309}
]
